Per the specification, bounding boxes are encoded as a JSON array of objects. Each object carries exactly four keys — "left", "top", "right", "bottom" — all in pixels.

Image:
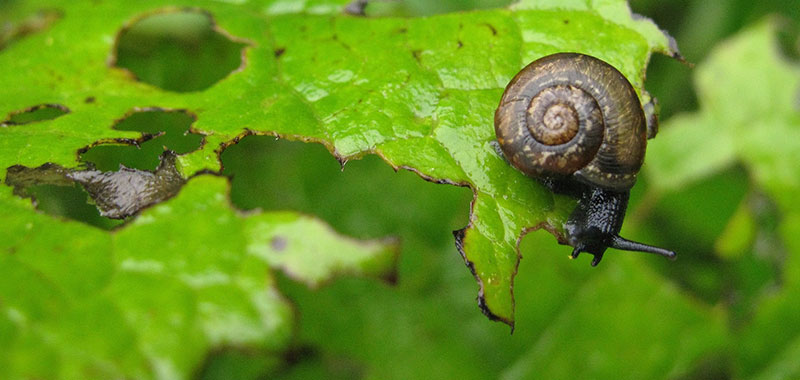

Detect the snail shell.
[{"left": 494, "top": 53, "right": 647, "bottom": 191}]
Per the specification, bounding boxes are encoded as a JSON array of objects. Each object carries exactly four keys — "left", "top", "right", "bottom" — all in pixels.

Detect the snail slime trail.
[{"left": 495, "top": 53, "right": 676, "bottom": 266}]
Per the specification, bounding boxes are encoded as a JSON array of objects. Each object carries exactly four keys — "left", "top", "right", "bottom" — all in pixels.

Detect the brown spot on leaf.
[
  {"left": 411, "top": 49, "right": 422, "bottom": 62},
  {"left": 481, "top": 23, "right": 498, "bottom": 36},
  {"left": 270, "top": 236, "right": 288, "bottom": 252}
]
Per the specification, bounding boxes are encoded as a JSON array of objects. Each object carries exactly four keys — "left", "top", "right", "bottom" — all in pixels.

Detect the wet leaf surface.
[
  {"left": 0, "top": 0, "right": 677, "bottom": 327},
  {"left": 0, "top": 0, "right": 710, "bottom": 377}
]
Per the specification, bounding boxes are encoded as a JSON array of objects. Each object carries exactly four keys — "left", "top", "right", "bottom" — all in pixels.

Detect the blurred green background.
[
  {"left": 270, "top": 1, "right": 800, "bottom": 379},
  {"left": 6, "top": 0, "right": 799, "bottom": 378}
]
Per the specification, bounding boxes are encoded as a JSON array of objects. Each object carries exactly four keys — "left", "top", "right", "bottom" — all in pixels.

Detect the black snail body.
[{"left": 494, "top": 52, "right": 676, "bottom": 266}]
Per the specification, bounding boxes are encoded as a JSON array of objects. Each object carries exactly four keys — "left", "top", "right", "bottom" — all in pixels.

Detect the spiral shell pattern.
[{"left": 494, "top": 53, "right": 647, "bottom": 191}]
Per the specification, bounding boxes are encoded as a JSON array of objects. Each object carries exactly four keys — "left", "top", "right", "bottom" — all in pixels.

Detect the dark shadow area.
[
  {"left": 198, "top": 345, "right": 364, "bottom": 380},
  {"left": 23, "top": 184, "right": 124, "bottom": 230},
  {"left": 220, "top": 135, "right": 472, "bottom": 240},
  {"left": 631, "top": 168, "right": 748, "bottom": 304},
  {"left": 219, "top": 136, "right": 505, "bottom": 380},
  {"left": 1, "top": 103, "right": 69, "bottom": 126},
  {"left": 81, "top": 109, "right": 202, "bottom": 171},
  {"left": 197, "top": 348, "right": 281, "bottom": 380},
  {"left": 113, "top": 9, "right": 247, "bottom": 92},
  {"left": 631, "top": 165, "right": 782, "bottom": 322}
]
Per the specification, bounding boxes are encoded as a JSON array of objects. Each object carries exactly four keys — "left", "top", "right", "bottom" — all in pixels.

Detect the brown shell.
[{"left": 494, "top": 53, "right": 647, "bottom": 191}]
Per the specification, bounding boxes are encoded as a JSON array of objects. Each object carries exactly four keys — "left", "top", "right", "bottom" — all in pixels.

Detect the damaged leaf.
[
  {"left": 68, "top": 152, "right": 185, "bottom": 218},
  {"left": 0, "top": 103, "right": 69, "bottom": 126},
  {"left": 247, "top": 212, "right": 399, "bottom": 288},
  {"left": 0, "top": 0, "right": 678, "bottom": 355},
  {"left": 6, "top": 151, "right": 185, "bottom": 219},
  {"left": 0, "top": 175, "right": 398, "bottom": 379}
]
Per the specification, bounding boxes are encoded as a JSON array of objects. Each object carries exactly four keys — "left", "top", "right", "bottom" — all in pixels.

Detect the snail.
[{"left": 494, "top": 52, "right": 676, "bottom": 266}]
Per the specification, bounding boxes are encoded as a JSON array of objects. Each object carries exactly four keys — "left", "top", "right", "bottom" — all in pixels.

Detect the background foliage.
[{"left": 1, "top": 0, "right": 799, "bottom": 379}]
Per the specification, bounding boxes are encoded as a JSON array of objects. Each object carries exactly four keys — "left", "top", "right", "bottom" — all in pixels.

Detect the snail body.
[{"left": 494, "top": 52, "right": 675, "bottom": 266}]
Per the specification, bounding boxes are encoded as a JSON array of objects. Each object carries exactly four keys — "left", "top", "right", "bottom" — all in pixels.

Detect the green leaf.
[
  {"left": 246, "top": 212, "right": 399, "bottom": 288},
  {"left": 644, "top": 113, "right": 737, "bottom": 192},
  {"left": 0, "top": 175, "right": 397, "bottom": 378},
  {"left": 1, "top": 0, "right": 677, "bottom": 364}
]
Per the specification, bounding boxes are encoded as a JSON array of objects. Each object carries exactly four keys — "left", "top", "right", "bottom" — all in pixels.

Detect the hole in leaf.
[
  {"left": 113, "top": 9, "right": 247, "bottom": 92},
  {"left": 1, "top": 104, "right": 69, "bottom": 126},
  {"left": 81, "top": 108, "right": 202, "bottom": 171},
  {"left": 5, "top": 108, "right": 200, "bottom": 228},
  {"left": 220, "top": 135, "right": 472, "bottom": 240},
  {"left": 6, "top": 151, "right": 186, "bottom": 226},
  {"left": 24, "top": 184, "right": 124, "bottom": 230}
]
